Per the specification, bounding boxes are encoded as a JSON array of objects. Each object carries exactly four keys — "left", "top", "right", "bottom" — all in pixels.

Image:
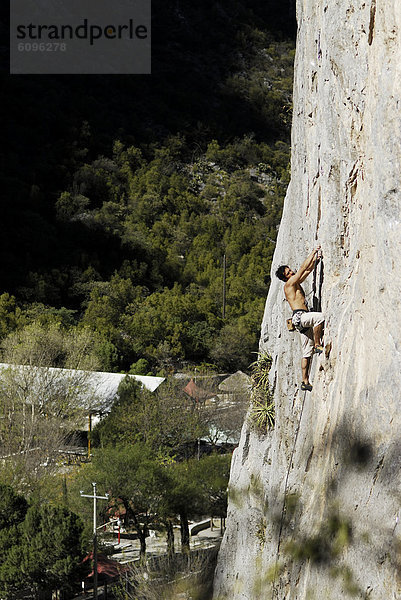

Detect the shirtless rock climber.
[{"left": 275, "top": 247, "right": 324, "bottom": 392}]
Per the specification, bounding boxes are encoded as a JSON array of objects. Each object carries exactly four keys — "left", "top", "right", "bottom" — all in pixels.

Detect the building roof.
[
  {"left": 183, "top": 378, "right": 215, "bottom": 401},
  {"left": 82, "top": 552, "right": 125, "bottom": 582},
  {"left": 0, "top": 363, "right": 165, "bottom": 414},
  {"left": 88, "top": 369, "right": 165, "bottom": 398},
  {"left": 218, "top": 370, "right": 251, "bottom": 393}
]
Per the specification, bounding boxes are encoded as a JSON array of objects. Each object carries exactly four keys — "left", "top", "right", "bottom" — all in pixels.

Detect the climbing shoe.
[
  {"left": 313, "top": 345, "right": 324, "bottom": 355},
  {"left": 301, "top": 382, "right": 313, "bottom": 392}
]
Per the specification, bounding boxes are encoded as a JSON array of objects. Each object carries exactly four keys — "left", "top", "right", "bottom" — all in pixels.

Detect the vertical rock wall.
[{"left": 213, "top": 1, "right": 401, "bottom": 598}]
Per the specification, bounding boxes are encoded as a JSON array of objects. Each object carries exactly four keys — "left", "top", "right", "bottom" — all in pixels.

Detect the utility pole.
[
  {"left": 87, "top": 413, "right": 92, "bottom": 458},
  {"left": 80, "top": 483, "right": 109, "bottom": 600},
  {"left": 222, "top": 254, "right": 226, "bottom": 319}
]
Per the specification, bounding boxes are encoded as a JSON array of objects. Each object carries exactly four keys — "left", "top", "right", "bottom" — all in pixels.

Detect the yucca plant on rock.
[{"left": 249, "top": 352, "right": 275, "bottom": 431}]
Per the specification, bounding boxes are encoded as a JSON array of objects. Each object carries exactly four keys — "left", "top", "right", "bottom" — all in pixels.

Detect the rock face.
[{"left": 213, "top": 1, "right": 401, "bottom": 599}]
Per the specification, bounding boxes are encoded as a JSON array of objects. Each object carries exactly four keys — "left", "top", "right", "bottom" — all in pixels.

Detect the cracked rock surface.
[{"left": 213, "top": 1, "right": 401, "bottom": 598}]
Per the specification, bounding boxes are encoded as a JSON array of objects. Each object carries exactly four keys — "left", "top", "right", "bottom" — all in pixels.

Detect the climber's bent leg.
[
  {"left": 300, "top": 312, "right": 324, "bottom": 349},
  {"left": 300, "top": 327, "right": 314, "bottom": 360},
  {"left": 313, "top": 321, "right": 324, "bottom": 347}
]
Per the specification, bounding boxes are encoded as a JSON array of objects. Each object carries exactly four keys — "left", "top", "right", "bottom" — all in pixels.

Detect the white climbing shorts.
[{"left": 292, "top": 310, "right": 325, "bottom": 358}]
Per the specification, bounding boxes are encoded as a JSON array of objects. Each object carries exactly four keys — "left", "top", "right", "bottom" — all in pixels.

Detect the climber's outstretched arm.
[{"left": 290, "top": 247, "right": 320, "bottom": 284}]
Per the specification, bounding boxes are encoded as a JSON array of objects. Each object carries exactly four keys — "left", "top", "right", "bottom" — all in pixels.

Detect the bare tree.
[{"left": 0, "top": 322, "right": 102, "bottom": 492}]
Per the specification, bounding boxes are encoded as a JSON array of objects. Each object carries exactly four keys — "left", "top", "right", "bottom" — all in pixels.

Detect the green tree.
[
  {"left": 92, "top": 378, "right": 205, "bottom": 456},
  {"left": 0, "top": 483, "right": 28, "bottom": 531},
  {"left": 80, "top": 444, "right": 168, "bottom": 558},
  {"left": 164, "top": 461, "right": 202, "bottom": 554},
  {"left": 82, "top": 275, "right": 142, "bottom": 338},
  {"left": 162, "top": 455, "right": 231, "bottom": 554},
  {"left": 192, "top": 454, "right": 231, "bottom": 519},
  {"left": 209, "top": 321, "right": 257, "bottom": 372},
  {"left": 0, "top": 499, "right": 84, "bottom": 599},
  {"left": 0, "top": 293, "right": 24, "bottom": 338}
]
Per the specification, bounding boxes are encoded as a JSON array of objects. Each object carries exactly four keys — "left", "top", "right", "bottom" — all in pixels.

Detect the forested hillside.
[{"left": 1, "top": 0, "right": 296, "bottom": 374}]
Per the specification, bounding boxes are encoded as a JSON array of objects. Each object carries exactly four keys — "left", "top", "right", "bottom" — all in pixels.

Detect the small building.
[
  {"left": 181, "top": 371, "right": 251, "bottom": 448},
  {"left": 183, "top": 378, "right": 215, "bottom": 403}
]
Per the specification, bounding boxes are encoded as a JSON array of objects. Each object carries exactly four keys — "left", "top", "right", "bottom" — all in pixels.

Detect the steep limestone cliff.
[{"left": 213, "top": 1, "right": 401, "bottom": 598}]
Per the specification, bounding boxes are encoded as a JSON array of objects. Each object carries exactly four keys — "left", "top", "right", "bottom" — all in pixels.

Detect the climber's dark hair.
[{"left": 275, "top": 265, "right": 289, "bottom": 282}]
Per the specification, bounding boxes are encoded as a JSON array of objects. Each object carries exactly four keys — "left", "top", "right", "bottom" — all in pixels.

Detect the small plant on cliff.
[
  {"left": 249, "top": 352, "right": 275, "bottom": 431},
  {"left": 256, "top": 517, "right": 267, "bottom": 547}
]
